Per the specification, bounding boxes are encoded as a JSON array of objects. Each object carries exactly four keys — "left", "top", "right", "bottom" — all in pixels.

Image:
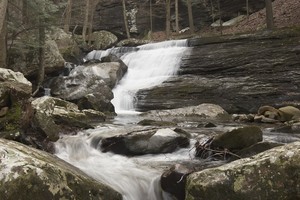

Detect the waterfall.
[
  {"left": 55, "top": 40, "right": 192, "bottom": 200},
  {"left": 86, "top": 40, "right": 190, "bottom": 114}
]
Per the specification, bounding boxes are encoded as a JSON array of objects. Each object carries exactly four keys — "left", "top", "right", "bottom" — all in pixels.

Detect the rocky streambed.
[{"left": 1, "top": 28, "right": 300, "bottom": 199}]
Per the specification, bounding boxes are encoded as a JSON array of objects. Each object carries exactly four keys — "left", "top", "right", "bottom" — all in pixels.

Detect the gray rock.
[
  {"left": 100, "top": 127, "right": 190, "bottom": 155},
  {"left": 186, "top": 141, "right": 300, "bottom": 200},
  {"left": 90, "top": 31, "right": 118, "bottom": 50},
  {"left": 0, "top": 139, "right": 122, "bottom": 200},
  {"left": 32, "top": 96, "right": 105, "bottom": 141},
  {"left": 141, "top": 103, "right": 230, "bottom": 122},
  {"left": 49, "top": 64, "right": 115, "bottom": 113}
]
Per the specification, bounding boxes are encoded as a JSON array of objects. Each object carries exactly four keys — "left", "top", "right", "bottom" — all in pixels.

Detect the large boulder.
[
  {"left": 8, "top": 35, "right": 65, "bottom": 78},
  {"left": 90, "top": 31, "right": 118, "bottom": 50},
  {"left": 99, "top": 127, "right": 190, "bottom": 156},
  {"left": 186, "top": 141, "right": 300, "bottom": 200},
  {"left": 141, "top": 103, "right": 230, "bottom": 122},
  {"left": 0, "top": 139, "right": 122, "bottom": 200},
  {"left": 48, "top": 28, "right": 81, "bottom": 63},
  {"left": 0, "top": 68, "right": 32, "bottom": 134},
  {"left": 49, "top": 64, "right": 115, "bottom": 113},
  {"left": 32, "top": 96, "right": 105, "bottom": 141}
]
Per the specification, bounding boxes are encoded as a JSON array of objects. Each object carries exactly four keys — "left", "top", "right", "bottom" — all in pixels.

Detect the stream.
[{"left": 55, "top": 40, "right": 193, "bottom": 199}]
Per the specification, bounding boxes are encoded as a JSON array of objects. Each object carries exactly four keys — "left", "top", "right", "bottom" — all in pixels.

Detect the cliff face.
[
  {"left": 71, "top": 0, "right": 267, "bottom": 37},
  {"left": 136, "top": 29, "right": 300, "bottom": 113}
]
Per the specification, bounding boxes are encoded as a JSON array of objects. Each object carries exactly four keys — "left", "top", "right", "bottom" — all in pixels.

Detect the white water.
[
  {"left": 86, "top": 40, "right": 190, "bottom": 114},
  {"left": 55, "top": 40, "right": 191, "bottom": 200},
  {"left": 55, "top": 127, "right": 196, "bottom": 200}
]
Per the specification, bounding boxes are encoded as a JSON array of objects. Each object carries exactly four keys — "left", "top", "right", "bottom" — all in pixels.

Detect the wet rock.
[
  {"left": 100, "top": 128, "right": 190, "bottom": 156},
  {"left": 116, "top": 38, "right": 150, "bottom": 47},
  {"left": 0, "top": 139, "right": 122, "bottom": 200},
  {"left": 161, "top": 164, "right": 193, "bottom": 200},
  {"left": 141, "top": 103, "right": 230, "bottom": 123},
  {"left": 32, "top": 96, "right": 105, "bottom": 141},
  {"left": 235, "top": 141, "right": 283, "bottom": 159},
  {"left": 137, "top": 119, "right": 176, "bottom": 126},
  {"left": 211, "top": 126, "right": 263, "bottom": 150},
  {"left": 137, "top": 32, "right": 300, "bottom": 113},
  {"left": 186, "top": 141, "right": 300, "bottom": 200}
]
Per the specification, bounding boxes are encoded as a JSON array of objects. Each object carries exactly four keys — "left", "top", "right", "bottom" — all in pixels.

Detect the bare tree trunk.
[
  {"left": 122, "top": 0, "right": 130, "bottom": 39},
  {"left": 210, "top": 0, "right": 215, "bottom": 23},
  {"left": 82, "top": 0, "right": 90, "bottom": 42},
  {"left": 187, "top": 0, "right": 194, "bottom": 34},
  {"left": 149, "top": 0, "right": 153, "bottom": 37},
  {"left": 217, "top": 0, "right": 222, "bottom": 35},
  {"left": 175, "top": 0, "right": 179, "bottom": 34},
  {"left": 265, "top": 0, "right": 274, "bottom": 30},
  {"left": 33, "top": 1, "right": 46, "bottom": 96},
  {"left": 166, "top": 0, "right": 171, "bottom": 38},
  {"left": 88, "top": 0, "right": 97, "bottom": 45},
  {"left": 0, "top": 0, "right": 8, "bottom": 68},
  {"left": 246, "top": 0, "right": 249, "bottom": 18},
  {"left": 64, "top": 0, "right": 73, "bottom": 32}
]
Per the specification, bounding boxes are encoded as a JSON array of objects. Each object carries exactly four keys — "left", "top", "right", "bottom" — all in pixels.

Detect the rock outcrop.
[
  {"left": 32, "top": 96, "right": 105, "bottom": 142},
  {"left": 137, "top": 30, "right": 300, "bottom": 113},
  {"left": 186, "top": 141, "right": 300, "bottom": 200},
  {"left": 0, "top": 139, "right": 122, "bottom": 200}
]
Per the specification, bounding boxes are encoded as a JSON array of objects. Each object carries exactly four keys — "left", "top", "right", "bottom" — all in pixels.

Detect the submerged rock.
[
  {"left": 0, "top": 139, "right": 122, "bottom": 200},
  {"left": 100, "top": 127, "right": 190, "bottom": 156},
  {"left": 186, "top": 141, "right": 300, "bottom": 200}
]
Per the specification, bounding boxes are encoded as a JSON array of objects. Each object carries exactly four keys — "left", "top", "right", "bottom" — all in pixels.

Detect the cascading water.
[{"left": 55, "top": 40, "right": 192, "bottom": 200}]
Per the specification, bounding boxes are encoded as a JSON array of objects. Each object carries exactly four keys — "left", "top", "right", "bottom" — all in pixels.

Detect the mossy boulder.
[
  {"left": 0, "top": 68, "right": 32, "bottom": 134},
  {"left": 211, "top": 126, "right": 263, "bottom": 150},
  {"left": 90, "top": 31, "right": 118, "bottom": 50},
  {"left": 186, "top": 141, "right": 300, "bottom": 200},
  {"left": 0, "top": 139, "right": 122, "bottom": 200},
  {"left": 32, "top": 96, "right": 105, "bottom": 141}
]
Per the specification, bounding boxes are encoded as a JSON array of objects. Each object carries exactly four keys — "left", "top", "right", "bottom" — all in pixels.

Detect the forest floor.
[{"left": 152, "top": 0, "right": 300, "bottom": 40}]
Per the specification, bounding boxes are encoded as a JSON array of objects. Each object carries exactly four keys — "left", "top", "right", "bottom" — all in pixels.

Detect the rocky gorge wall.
[{"left": 136, "top": 29, "right": 300, "bottom": 114}]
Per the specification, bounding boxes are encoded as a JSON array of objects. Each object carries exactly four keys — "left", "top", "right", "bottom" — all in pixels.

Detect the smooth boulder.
[
  {"left": 100, "top": 128, "right": 190, "bottom": 156},
  {"left": 0, "top": 139, "right": 122, "bottom": 200}
]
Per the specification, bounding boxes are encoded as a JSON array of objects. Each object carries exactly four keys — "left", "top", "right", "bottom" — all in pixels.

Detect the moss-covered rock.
[
  {"left": 0, "top": 68, "right": 32, "bottom": 134},
  {"left": 0, "top": 139, "right": 122, "bottom": 200},
  {"left": 32, "top": 96, "right": 105, "bottom": 141},
  {"left": 186, "top": 141, "right": 300, "bottom": 200}
]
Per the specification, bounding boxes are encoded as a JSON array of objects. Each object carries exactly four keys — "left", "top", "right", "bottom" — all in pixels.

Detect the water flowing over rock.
[
  {"left": 111, "top": 39, "right": 191, "bottom": 113},
  {"left": 32, "top": 96, "right": 105, "bottom": 141},
  {"left": 137, "top": 31, "right": 300, "bottom": 113},
  {"left": 0, "top": 139, "right": 122, "bottom": 200},
  {"left": 186, "top": 141, "right": 300, "bottom": 200},
  {"left": 100, "top": 127, "right": 190, "bottom": 156}
]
